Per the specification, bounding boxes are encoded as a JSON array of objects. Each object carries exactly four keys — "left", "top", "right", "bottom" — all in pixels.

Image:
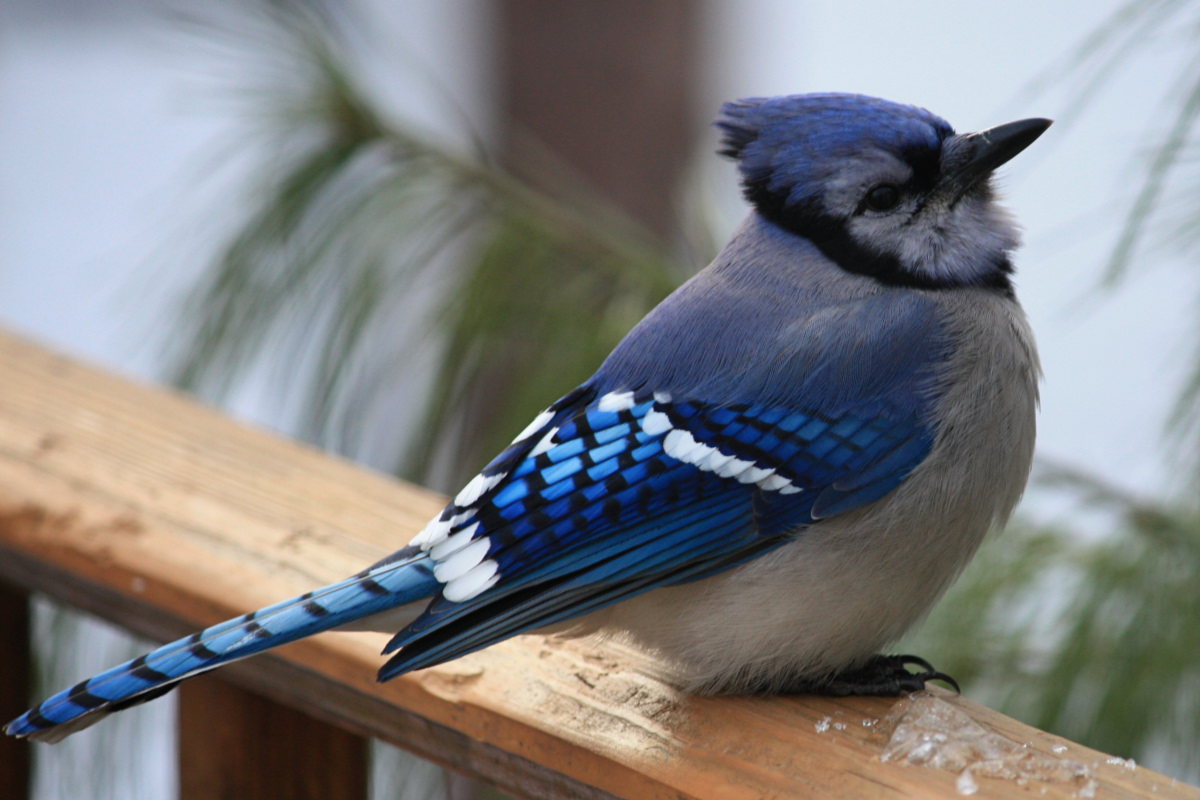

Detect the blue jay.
[{"left": 6, "top": 93, "right": 1047, "bottom": 742}]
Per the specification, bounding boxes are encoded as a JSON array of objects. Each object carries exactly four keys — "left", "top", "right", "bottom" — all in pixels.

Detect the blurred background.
[{"left": 2, "top": 0, "right": 1198, "bottom": 797}]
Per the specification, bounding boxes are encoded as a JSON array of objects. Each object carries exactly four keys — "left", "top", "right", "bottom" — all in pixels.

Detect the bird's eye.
[{"left": 864, "top": 184, "right": 901, "bottom": 212}]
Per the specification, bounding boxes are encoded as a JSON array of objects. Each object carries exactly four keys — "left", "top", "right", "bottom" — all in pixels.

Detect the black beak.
[{"left": 940, "top": 117, "right": 1052, "bottom": 199}]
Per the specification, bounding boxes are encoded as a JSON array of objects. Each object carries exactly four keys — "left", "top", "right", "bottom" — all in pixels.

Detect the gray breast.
[{"left": 585, "top": 286, "right": 1040, "bottom": 695}]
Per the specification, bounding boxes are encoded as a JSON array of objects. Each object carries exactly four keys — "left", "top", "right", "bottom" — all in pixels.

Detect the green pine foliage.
[
  {"left": 905, "top": 462, "right": 1200, "bottom": 779},
  {"left": 1037, "top": 0, "right": 1200, "bottom": 475},
  {"left": 166, "top": 3, "right": 683, "bottom": 490}
]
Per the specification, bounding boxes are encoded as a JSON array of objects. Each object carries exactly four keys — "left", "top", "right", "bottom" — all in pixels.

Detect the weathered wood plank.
[
  {"left": 0, "top": 329, "right": 1193, "bottom": 800},
  {"left": 179, "top": 675, "right": 368, "bottom": 800}
]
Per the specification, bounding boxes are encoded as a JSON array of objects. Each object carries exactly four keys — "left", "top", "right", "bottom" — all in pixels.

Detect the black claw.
[
  {"left": 922, "top": 669, "right": 960, "bottom": 693},
  {"left": 794, "top": 653, "right": 961, "bottom": 697},
  {"left": 894, "top": 654, "right": 936, "bottom": 673}
]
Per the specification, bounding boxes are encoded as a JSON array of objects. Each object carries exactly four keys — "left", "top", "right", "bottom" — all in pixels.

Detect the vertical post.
[
  {"left": 498, "top": 0, "right": 701, "bottom": 240},
  {"left": 0, "top": 583, "right": 31, "bottom": 799},
  {"left": 436, "top": 0, "right": 702, "bottom": 483},
  {"left": 179, "top": 675, "right": 368, "bottom": 800}
]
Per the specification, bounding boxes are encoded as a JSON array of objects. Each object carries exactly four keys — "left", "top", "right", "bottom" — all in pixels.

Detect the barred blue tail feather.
[
  {"left": 5, "top": 550, "right": 438, "bottom": 742},
  {"left": 7, "top": 92, "right": 1047, "bottom": 742}
]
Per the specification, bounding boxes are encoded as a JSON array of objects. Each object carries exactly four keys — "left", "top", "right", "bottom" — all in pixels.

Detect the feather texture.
[{"left": 6, "top": 92, "right": 1046, "bottom": 742}]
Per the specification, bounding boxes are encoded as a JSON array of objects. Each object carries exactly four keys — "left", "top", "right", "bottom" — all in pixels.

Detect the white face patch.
[
  {"left": 816, "top": 149, "right": 913, "bottom": 219},
  {"left": 846, "top": 193, "right": 1020, "bottom": 286},
  {"left": 809, "top": 141, "right": 1022, "bottom": 288}
]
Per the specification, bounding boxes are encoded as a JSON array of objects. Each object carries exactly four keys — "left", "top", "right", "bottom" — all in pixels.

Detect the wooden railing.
[{"left": 0, "top": 329, "right": 1193, "bottom": 800}]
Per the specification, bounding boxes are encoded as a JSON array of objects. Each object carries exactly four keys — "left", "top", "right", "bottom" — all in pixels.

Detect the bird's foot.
[{"left": 792, "top": 654, "right": 960, "bottom": 697}]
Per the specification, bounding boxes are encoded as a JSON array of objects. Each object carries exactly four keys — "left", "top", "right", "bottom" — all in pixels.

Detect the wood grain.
[
  {"left": 0, "top": 329, "right": 1193, "bottom": 800},
  {"left": 179, "top": 675, "right": 368, "bottom": 800}
]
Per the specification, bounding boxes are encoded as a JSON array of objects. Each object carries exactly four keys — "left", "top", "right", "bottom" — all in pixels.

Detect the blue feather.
[
  {"left": 378, "top": 295, "right": 944, "bottom": 672},
  {"left": 5, "top": 550, "right": 438, "bottom": 741},
  {"left": 8, "top": 91, "right": 1045, "bottom": 742},
  {"left": 717, "top": 93, "right": 954, "bottom": 210}
]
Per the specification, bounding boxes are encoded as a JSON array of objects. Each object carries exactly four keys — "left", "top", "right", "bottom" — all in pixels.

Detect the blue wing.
[{"left": 384, "top": 330, "right": 940, "bottom": 678}]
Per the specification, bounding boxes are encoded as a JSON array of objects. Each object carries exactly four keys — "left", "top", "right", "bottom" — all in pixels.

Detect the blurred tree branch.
[
  {"left": 907, "top": 461, "right": 1200, "bottom": 778},
  {"left": 165, "top": 2, "right": 690, "bottom": 490},
  {"left": 1034, "top": 0, "right": 1200, "bottom": 479}
]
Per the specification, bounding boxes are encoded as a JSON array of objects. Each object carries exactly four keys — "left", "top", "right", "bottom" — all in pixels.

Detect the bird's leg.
[
  {"left": 820, "top": 654, "right": 960, "bottom": 696},
  {"left": 775, "top": 654, "right": 960, "bottom": 696}
]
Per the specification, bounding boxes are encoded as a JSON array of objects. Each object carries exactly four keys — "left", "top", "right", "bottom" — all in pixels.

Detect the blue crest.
[{"left": 717, "top": 93, "right": 954, "bottom": 207}]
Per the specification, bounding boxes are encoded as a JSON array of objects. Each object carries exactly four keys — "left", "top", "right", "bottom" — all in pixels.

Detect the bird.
[{"left": 6, "top": 92, "right": 1048, "bottom": 743}]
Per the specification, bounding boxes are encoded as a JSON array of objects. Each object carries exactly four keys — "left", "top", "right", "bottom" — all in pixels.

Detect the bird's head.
[{"left": 717, "top": 93, "right": 1050, "bottom": 294}]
